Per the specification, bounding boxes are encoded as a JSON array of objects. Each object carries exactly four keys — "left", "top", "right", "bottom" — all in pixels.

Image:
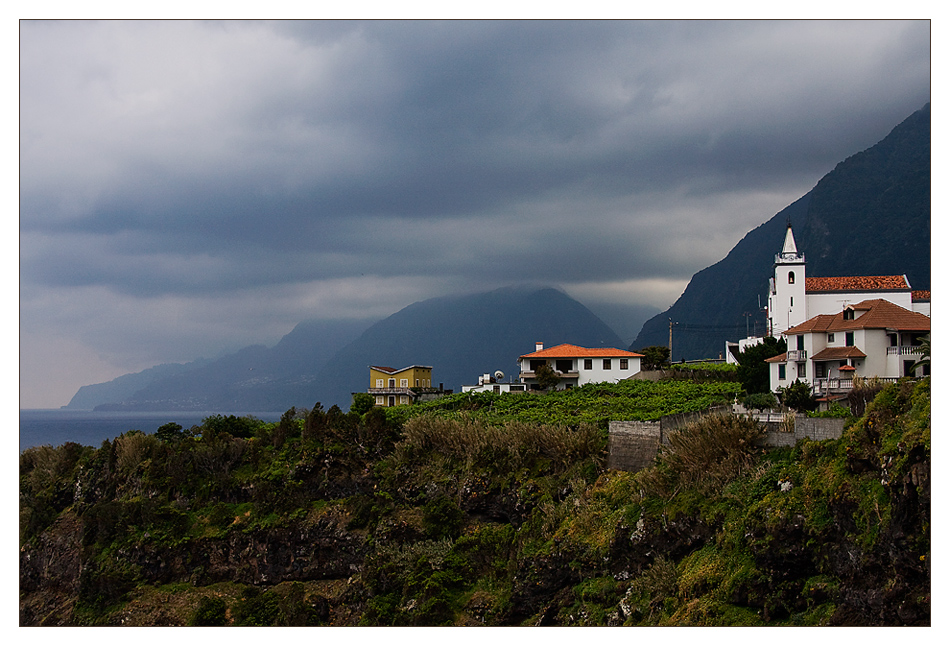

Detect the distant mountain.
[
  {"left": 73, "top": 286, "right": 630, "bottom": 412},
  {"left": 632, "top": 103, "right": 930, "bottom": 360},
  {"left": 70, "top": 318, "right": 376, "bottom": 411},
  {"left": 65, "top": 360, "right": 211, "bottom": 409},
  {"left": 306, "top": 286, "right": 629, "bottom": 410}
]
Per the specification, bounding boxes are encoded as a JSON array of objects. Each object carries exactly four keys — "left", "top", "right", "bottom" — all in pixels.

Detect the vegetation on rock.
[{"left": 20, "top": 377, "right": 929, "bottom": 626}]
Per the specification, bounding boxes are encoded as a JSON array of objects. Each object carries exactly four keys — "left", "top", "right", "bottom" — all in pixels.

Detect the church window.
[{"left": 788, "top": 271, "right": 795, "bottom": 284}]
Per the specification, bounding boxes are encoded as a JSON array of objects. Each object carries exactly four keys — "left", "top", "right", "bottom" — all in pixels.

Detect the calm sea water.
[{"left": 19, "top": 409, "right": 283, "bottom": 452}]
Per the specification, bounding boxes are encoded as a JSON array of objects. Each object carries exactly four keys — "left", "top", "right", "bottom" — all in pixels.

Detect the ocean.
[{"left": 19, "top": 409, "right": 284, "bottom": 452}]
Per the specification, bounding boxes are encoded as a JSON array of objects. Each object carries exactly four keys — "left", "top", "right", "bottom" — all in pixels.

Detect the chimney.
[{"left": 536, "top": 341, "right": 543, "bottom": 352}]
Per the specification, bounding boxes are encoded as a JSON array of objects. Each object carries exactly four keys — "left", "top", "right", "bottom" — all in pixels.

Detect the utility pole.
[
  {"left": 668, "top": 318, "right": 677, "bottom": 362},
  {"left": 743, "top": 312, "right": 751, "bottom": 338}
]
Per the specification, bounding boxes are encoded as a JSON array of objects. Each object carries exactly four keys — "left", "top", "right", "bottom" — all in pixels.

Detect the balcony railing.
[
  {"left": 813, "top": 377, "right": 900, "bottom": 391},
  {"left": 886, "top": 345, "right": 924, "bottom": 355},
  {"left": 787, "top": 350, "right": 807, "bottom": 361}
]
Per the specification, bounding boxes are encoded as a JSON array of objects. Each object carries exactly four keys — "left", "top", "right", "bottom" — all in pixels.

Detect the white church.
[{"left": 728, "top": 224, "right": 930, "bottom": 397}]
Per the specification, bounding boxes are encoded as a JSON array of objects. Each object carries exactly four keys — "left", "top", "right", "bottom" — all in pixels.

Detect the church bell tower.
[{"left": 768, "top": 223, "right": 806, "bottom": 337}]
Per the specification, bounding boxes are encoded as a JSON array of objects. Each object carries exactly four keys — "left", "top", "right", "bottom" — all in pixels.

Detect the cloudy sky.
[{"left": 18, "top": 19, "right": 931, "bottom": 408}]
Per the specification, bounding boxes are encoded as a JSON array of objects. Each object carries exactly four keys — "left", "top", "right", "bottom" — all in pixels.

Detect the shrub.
[
  {"left": 422, "top": 495, "right": 464, "bottom": 540},
  {"left": 190, "top": 596, "right": 228, "bottom": 626},
  {"left": 641, "top": 414, "right": 765, "bottom": 496}
]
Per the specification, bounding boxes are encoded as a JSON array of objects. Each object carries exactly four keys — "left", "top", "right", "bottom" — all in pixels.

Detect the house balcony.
[
  {"left": 813, "top": 376, "right": 900, "bottom": 392},
  {"left": 886, "top": 345, "right": 924, "bottom": 356},
  {"left": 786, "top": 350, "right": 807, "bottom": 361},
  {"left": 368, "top": 387, "right": 414, "bottom": 396},
  {"left": 519, "top": 371, "right": 579, "bottom": 380}
]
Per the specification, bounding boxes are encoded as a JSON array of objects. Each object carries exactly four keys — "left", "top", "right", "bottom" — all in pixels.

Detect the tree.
[
  {"left": 638, "top": 345, "right": 671, "bottom": 370},
  {"left": 910, "top": 333, "right": 930, "bottom": 373},
  {"left": 154, "top": 422, "right": 185, "bottom": 443},
  {"left": 778, "top": 381, "right": 817, "bottom": 412},
  {"left": 743, "top": 392, "right": 777, "bottom": 413},
  {"left": 735, "top": 337, "right": 786, "bottom": 395},
  {"left": 534, "top": 363, "right": 560, "bottom": 391},
  {"left": 351, "top": 392, "right": 375, "bottom": 415}
]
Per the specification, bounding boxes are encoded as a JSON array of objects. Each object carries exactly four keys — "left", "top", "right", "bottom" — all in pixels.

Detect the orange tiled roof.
[
  {"left": 783, "top": 314, "right": 837, "bottom": 335},
  {"left": 810, "top": 347, "right": 867, "bottom": 361},
  {"left": 912, "top": 290, "right": 931, "bottom": 301},
  {"left": 785, "top": 299, "right": 930, "bottom": 336},
  {"left": 765, "top": 352, "right": 787, "bottom": 363},
  {"left": 831, "top": 299, "right": 931, "bottom": 331},
  {"left": 805, "top": 275, "right": 910, "bottom": 292},
  {"left": 520, "top": 343, "right": 644, "bottom": 359}
]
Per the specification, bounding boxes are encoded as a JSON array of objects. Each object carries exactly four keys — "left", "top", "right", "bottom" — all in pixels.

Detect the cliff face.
[{"left": 20, "top": 380, "right": 930, "bottom": 627}]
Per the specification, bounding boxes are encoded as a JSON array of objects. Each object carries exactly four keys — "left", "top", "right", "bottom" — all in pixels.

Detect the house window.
[
  {"left": 400, "top": 379, "right": 409, "bottom": 387},
  {"left": 376, "top": 379, "right": 384, "bottom": 388},
  {"left": 828, "top": 334, "right": 835, "bottom": 343},
  {"left": 843, "top": 309, "right": 854, "bottom": 320},
  {"left": 375, "top": 396, "right": 384, "bottom": 405},
  {"left": 815, "top": 363, "right": 826, "bottom": 378},
  {"left": 400, "top": 395, "right": 409, "bottom": 405},
  {"left": 778, "top": 364, "right": 786, "bottom": 380},
  {"left": 845, "top": 332, "right": 854, "bottom": 347},
  {"left": 603, "top": 359, "right": 612, "bottom": 370},
  {"left": 556, "top": 359, "right": 573, "bottom": 373},
  {"left": 798, "top": 363, "right": 807, "bottom": 378},
  {"left": 389, "top": 378, "right": 396, "bottom": 388},
  {"left": 797, "top": 335, "right": 804, "bottom": 351},
  {"left": 620, "top": 359, "right": 628, "bottom": 370},
  {"left": 415, "top": 379, "right": 419, "bottom": 387},
  {"left": 584, "top": 359, "right": 592, "bottom": 370},
  {"left": 888, "top": 333, "right": 898, "bottom": 347},
  {"left": 530, "top": 359, "right": 546, "bottom": 371},
  {"left": 788, "top": 271, "right": 795, "bottom": 284}
]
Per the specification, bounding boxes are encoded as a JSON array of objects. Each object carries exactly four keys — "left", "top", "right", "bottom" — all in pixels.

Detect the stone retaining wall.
[{"left": 608, "top": 412, "right": 847, "bottom": 473}]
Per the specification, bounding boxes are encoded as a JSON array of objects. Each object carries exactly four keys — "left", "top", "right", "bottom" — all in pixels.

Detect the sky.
[{"left": 17, "top": 18, "right": 932, "bottom": 409}]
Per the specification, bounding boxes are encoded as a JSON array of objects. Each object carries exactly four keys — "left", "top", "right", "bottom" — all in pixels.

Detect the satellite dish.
[{"left": 494, "top": 370, "right": 505, "bottom": 381}]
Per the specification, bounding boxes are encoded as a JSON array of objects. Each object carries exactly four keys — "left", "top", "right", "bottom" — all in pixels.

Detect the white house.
[
  {"left": 461, "top": 372, "right": 529, "bottom": 394},
  {"left": 518, "top": 342, "right": 643, "bottom": 390},
  {"left": 727, "top": 224, "right": 930, "bottom": 362},
  {"left": 766, "top": 298, "right": 930, "bottom": 396}
]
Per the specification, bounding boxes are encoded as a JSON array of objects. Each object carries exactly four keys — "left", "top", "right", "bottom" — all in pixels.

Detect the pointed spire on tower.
[
  {"left": 776, "top": 223, "right": 804, "bottom": 264},
  {"left": 782, "top": 224, "right": 798, "bottom": 255}
]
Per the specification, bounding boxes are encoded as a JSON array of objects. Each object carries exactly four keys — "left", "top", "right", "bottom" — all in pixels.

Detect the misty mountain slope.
[
  {"left": 301, "top": 286, "right": 628, "bottom": 410},
  {"left": 632, "top": 103, "right": 930, "bottom": 360},
  {"left": 74, "top": 318, "right": 376, "bottom": 411},
  {"left": 73, "top": 287, "right": 626, "bottom": 412},
  {"left": 64, "top": 360, "right": 212, "bottom": 410}
]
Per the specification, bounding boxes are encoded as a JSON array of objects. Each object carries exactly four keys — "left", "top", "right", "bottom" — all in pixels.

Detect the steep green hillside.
[
  {"left": 633, "top": 103, "right": 930, "bottom": 359},
  {"left": 21, "top": 378, "right": 929, "bottom": 626}
]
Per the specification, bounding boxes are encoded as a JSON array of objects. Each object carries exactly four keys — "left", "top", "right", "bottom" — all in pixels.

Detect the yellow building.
[{"left": 368, "top": 365, "right": 434, "bottom": 407}]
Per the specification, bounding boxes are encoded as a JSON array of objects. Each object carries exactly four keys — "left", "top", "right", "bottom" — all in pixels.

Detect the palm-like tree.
[{"left": 910, "top": 333, "right": 931, "bottom": 372}]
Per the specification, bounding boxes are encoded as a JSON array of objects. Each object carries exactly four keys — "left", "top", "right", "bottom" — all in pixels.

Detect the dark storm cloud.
[{"left": 19, "top": 19, "right": 930, "bottom": 407}]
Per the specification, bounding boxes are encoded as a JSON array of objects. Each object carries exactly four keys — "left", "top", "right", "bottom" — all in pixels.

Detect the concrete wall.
[
  {"left": 606, "top": 421, "right": 661, "bottom": 472},
  {"left": 608, "top": 412, "right": 846, "bottom": 472},
  {"left": 757, "top": 416, "right": 846, "bottom": 447}
]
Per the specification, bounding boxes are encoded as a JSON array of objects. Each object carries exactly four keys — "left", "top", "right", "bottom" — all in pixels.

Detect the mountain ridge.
[
  {"left": 71, "top": 286, "right": 634, "bottom": 412},
  {"left": 631, "top": 103, "right": 930, "bottom": 359}
]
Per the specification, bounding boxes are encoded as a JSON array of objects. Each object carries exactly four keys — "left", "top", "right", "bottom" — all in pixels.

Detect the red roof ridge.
[
  {"left": 805, "top": 275, "right": 910, "bottom": 292},
  {"left": 520, "top": 343, "right": 644, "bottom": 359}
]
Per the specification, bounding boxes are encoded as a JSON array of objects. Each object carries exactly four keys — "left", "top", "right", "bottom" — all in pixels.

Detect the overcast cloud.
[{"left": 19, "top": 19, "right": 931, "bottom": 408}]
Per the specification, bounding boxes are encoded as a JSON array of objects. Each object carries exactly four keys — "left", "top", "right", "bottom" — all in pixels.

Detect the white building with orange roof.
[
  {"left": 766, "top": 298, "right": 930, "bottom": 395},
  {"left": 518, "top": 342, "right": 643, "bottom": 390},
  {"left": 727, "top": 224, "right": 929, "bottom": 363}
]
